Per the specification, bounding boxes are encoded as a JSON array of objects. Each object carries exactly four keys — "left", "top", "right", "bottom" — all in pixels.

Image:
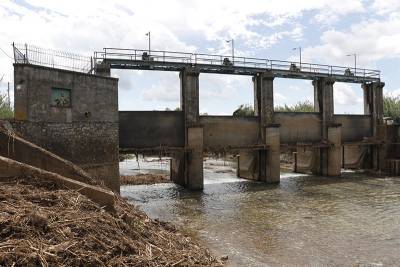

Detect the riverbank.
[{"left": 0, "top": 176, "right": 223, "bottom": 266}]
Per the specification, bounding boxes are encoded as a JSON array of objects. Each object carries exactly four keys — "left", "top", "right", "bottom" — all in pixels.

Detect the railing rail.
[
  {"left": 94, "top": 48, "right": 381, "bottom": 79},
  {"left": 12, "top": 43, "right": 380, "bottom": 80},
  {"left": 13, "top": 43, "right": 93, "bottom": 73}
]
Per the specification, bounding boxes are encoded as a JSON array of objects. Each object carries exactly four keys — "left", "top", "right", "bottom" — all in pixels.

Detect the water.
[{"left": 121, "top": 159, "right": 400, "bottom": 266}]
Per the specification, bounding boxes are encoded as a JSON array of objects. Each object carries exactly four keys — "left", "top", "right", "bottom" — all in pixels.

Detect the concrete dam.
[{"left": 11, "top": 44, "right": 400, "bottom": 192}]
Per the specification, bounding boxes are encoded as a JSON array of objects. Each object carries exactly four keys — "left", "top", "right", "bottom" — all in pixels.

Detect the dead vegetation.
[
  {"left": 0, "top": 176, "right": 222, "bottom": 267},
  {"left": 120, "top": 174, "right": 171, "bottom": 185}
]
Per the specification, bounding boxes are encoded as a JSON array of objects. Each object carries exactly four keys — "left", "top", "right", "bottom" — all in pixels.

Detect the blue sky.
[{"left": 1, "top": 0, "right": 399, "bottom": 114}]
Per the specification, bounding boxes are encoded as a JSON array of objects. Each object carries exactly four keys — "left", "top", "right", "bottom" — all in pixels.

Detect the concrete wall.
[
  {"left": 13, "top": 64, "right": 119, "bottom": 191},
  {"left": 334, "top": 115, "right": 371, "bottom": 142},
  {"left": 274, "top": 112, "right": 321, "bottom": 143},
  {"left": 119, "top": 111, "right": 184, "bottom": 150},
  {"left": 200, "top": 116, "right": 259, "bottom": 150}
]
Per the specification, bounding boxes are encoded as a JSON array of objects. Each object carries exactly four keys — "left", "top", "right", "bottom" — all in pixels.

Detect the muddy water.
[{"left": 121, "top": 158, "right": 400, "bottom": 266}]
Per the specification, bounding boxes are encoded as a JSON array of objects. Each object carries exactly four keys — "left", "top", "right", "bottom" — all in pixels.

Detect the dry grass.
[
  {"left": 0, "top": 176, "right": 223, "bottom": 267},
  {"left": 120, "top": 174, "right": 171, "bottom": 186}
]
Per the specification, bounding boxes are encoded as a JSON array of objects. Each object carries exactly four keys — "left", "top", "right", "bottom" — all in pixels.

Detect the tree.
[
  {"left": 383, "top": 96, "right": 400, "bottom": 123},
  {"left": 233, "top": 104, "right": 254, "bottom": 117},
  {"left": 0, "top": 93, "right": 13, "bottom": 119},
  {"left": 275, "top": 100, "right": 314, "bottom": 112}
]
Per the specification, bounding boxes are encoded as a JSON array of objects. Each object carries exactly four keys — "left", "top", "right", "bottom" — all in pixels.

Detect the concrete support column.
[
  {"left": 264, "top": 126, "right": 280, "bottom": 183},
  {"left": 327, "top": 125, "right": 342, "bottom": 176},
  {"left": 363, "top": 81, "right": 385, "bottom": 170},
  {"left": 363, "top": 82, "right": 385, "bottom": 136},
  {"left": 180, "top": 67, "right": 200, "bottom": 126},
  {"left": 245, "top": 71, "right": 280, "bottom": 183},
  {"left": 313, "top": 78, "right": 335, "bottom": 139},
  {"left": 179, "top": 67, "right": 203, "bottom": 190},
  {"left": 254, "top": 71, "right": 274, "bottom": 127},
  {"left": 313, "top": 78, "right": 335, "bottom": 176},
  {"left": 186, "top": 127, "right": 203, "bottom": 189}
]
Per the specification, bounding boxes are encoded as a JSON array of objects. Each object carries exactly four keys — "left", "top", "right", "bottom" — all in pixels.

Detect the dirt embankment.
[
  {"left": 120, "top": 174, "right": 171, "bottom": 186},
  {"left": 0, "top": 176, "right": 223, "bottom": 267}
]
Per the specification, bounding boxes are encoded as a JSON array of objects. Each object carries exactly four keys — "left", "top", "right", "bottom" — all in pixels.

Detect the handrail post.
[
  {"left": 24, "top": 43, "right": 28, "bottom": 63},
  {"left": 12, "top": 42, "right": 16, "bottom": 63}
]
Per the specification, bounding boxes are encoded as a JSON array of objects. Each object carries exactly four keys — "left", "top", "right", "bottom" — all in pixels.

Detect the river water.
[{"left": 120, "top": 158, "right": 400, "bottom": 266}]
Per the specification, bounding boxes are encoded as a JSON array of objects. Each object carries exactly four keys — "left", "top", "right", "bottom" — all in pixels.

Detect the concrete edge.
[
  {"left": 0, "top": 156, "right": 115, "bottom": 212},
  {"left": 0, "top": 127, "right": 95, "bottom": 184}
]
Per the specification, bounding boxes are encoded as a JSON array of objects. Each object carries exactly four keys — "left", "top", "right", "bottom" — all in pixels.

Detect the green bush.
[
  {"left": 383, "top": 96, "right": 400, "bottom": 123},
  {"left": 0, "top": 94, "right": 13, "bottom": 119},
  {"left": 233, "top": 104, "right": 255, "bottom": 117},
  {"left": 275, "top": 100, "right": 314, "bottom": 112}
]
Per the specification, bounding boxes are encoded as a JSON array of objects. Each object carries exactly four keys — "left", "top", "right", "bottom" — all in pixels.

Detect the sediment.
[{"left": 120, "top": 174, "right": 171, "bottom": 185}]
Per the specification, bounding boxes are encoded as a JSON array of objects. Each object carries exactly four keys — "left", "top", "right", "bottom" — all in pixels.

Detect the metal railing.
[
  {"left": 94, "top": 48, "right": 381, "bottom": 79},
  {"left": 13, "top": 43, "right": 93, "bottom": 73}
]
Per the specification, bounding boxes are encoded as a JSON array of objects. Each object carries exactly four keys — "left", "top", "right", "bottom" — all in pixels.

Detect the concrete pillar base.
[
  {"left": 327, "top": 125, "right": 342, "bottom": 176},
  {"left": 186, "top": 127, "right": 203, "bottom": 190},
  {"left": 237, "top": 151, "right": 258, "bottom": 180},
  {"left": 170, "top": 151, "right": 185, "bottom": 186},
  {"left": 265, "top": 126, "right": 280, "bottom": 183}
]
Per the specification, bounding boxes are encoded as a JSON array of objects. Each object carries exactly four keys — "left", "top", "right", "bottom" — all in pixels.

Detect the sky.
[{"left": 1, "top": 0, "right": 400, "bottom": 115}]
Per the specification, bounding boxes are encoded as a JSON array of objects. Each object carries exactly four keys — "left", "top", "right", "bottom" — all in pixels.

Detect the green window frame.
[{"left": 51, "top": 87, "right": 71, "bottom": 108}]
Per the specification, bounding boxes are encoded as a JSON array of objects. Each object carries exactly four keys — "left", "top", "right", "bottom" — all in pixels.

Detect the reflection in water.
[{"left": 121, "top": 159, "right": 400, "bottom": 266}]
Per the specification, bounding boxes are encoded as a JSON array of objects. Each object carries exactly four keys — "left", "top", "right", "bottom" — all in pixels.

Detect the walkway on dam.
[{"left": 94, "top": 48, "right": 380, "bottom": 83}]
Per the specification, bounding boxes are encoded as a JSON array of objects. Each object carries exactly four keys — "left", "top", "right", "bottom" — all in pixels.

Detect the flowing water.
[{"left": 120, "top": 158, "right": 400, "bottom": 266}]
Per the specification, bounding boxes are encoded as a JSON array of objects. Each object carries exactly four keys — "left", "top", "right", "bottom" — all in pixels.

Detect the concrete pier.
[
  {"left": 238, "top": 72, "right": 280, "bottom": 183},
  {"left": 311, "top": 78, "right": 339, "bottom": 176},
  {"left": 179, "top": 67, "right": 204, "bottom": 190},
  {"left": 265, "top": 126, "right": 280, "bottom": 183},
  {"left": 363, "top": 81, "right": 385, "bottom": 170}
]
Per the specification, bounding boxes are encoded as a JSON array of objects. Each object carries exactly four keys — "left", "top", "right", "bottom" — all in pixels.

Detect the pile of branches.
[
  {"left": 120, "top": 174, "right": 171, "bottom": 186},
  {"left": 0, "top": 177, "right": 222, "bottom": 266}
]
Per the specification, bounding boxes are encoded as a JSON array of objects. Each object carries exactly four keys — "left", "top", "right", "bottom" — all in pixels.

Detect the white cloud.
[
  {"left": 142, "top": 84, "right": 179, "bottom": 102},
  {"left": 303, "top": 14, "right": 400, "bottom": 66},
  {"left": 372, "top": 0, "right": 400, "bottom": 14},
  {"left": 384, "top": 88, "right": 400, "bottom": 98},
  {"left": 334, "top": 83, "right": 362, "bottom": 105}
]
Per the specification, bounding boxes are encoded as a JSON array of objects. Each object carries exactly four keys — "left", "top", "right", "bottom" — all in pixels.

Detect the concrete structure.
[
  {"left": 12, "top": 45, "right": 399, "bottom": 192},
  {"left": 13, "top": 64, "right": 119, "bottom": 192}
]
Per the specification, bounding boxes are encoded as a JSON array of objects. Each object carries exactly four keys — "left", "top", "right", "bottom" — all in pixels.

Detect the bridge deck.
[{"left": 95, "top": 48, "right": 380, "bottom": 83}]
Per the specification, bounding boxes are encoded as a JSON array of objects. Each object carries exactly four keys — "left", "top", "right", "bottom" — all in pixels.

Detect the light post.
[
  {"left": 226, "top": 39, "right": 234, "bottom": 65},
  {"left": 292, "top": 46, "right": 302, "bottom": 70},
  {"left": 145, "top": 31, "right": 151, "bottom": 54},
  {"left": 347, "top": 53, "right": 357, "bottom": 76}
]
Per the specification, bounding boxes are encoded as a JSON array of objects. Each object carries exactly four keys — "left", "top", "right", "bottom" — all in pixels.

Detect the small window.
[{"left": 51, "top": 88, "right": 71, "bottom": 108}]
